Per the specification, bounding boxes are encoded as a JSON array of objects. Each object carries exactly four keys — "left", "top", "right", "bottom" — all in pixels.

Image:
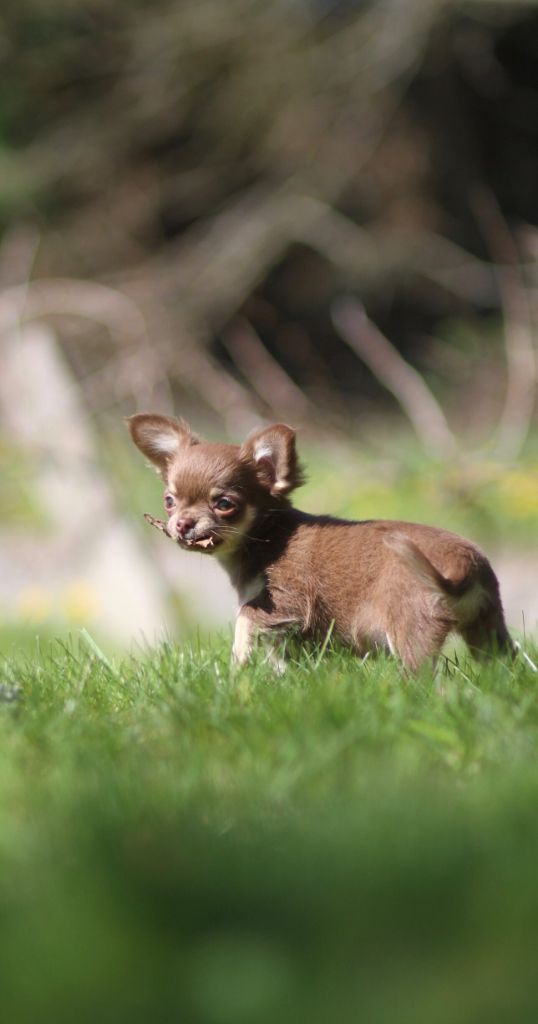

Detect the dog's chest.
[{"left": 237, "top": 574, "right": 265, "bottom": 608}]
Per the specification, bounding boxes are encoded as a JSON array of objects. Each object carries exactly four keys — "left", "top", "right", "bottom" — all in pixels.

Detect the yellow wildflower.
[
  {"left": 60, "top": 582, "right": 100, "bottom": 624},
  {"left": 16, "top": 586, "right": 53, "bottom": 623}
]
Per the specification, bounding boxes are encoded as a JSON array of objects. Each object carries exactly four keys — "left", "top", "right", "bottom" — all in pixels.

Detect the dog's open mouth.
[
  {"left": 184, "top": 534, "right": 217, "bottom": 550},
  {"left": 143, "top": 514, "right": 219, "bottom": 551}
]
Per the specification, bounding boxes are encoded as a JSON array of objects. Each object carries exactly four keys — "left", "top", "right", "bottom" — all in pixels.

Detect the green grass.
[
  {"left": 1, "top": 634, "right": 538, "bottom": 1022},
  {"left": 3, "top": 429, "right": 538, "bottom": 1019}
]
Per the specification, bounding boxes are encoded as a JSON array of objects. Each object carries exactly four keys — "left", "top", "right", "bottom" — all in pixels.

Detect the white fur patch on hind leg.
[{"left": 263, "top": 642, "right": 287, "bottom": 675}]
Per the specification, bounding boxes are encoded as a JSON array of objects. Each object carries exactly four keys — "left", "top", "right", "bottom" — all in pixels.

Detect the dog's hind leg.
[
  {"left": 461, "top": 602, "right": 516, "bottom": 662},
  {"left": 387, "top": 602, "right": 455, "bottom": 673}
]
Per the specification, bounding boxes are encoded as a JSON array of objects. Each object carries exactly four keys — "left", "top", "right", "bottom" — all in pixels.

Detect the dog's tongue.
[{"left": 143, "top": 514, "right": 215, "bottom": 549}]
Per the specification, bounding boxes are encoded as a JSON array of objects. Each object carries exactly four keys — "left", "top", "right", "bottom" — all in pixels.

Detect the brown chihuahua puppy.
[{"left": 128, "top": 414, "right": 514, "bottom": 671}]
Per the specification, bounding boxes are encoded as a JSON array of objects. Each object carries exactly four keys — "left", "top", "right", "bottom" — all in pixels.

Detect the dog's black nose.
[{"left": 176, "top": 516, "right": 196, "bottom": 539}]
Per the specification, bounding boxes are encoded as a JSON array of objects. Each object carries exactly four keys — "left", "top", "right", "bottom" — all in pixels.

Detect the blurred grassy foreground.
[{"left": 1, "top": 635, "right": 538, "bottom": 1022}]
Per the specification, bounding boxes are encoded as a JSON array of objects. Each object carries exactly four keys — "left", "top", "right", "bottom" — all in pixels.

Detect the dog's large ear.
[
  {"left": 127, "top": 414, "right": 199, "bottom": 475},
  {"left": 240, "top": 424, "right": 305, "bottom": 496}
]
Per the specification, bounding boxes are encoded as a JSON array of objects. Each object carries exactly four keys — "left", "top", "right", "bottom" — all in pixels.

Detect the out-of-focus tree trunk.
[{"left": 0, "top": 322, "right": 175, "bottom": 643}]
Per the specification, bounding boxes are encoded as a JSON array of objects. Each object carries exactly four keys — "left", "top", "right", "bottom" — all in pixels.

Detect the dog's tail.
[
  {"left": 384, "top": 533, "right": 475, "bottom": 602},
  {"left": 384, "top": 532, "right": 518, "bottom": 663}
]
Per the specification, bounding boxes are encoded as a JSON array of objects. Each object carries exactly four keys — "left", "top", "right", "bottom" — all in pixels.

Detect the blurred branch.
[
  {"left": 473, "top": 189, "right": 537, "bottom": 461},
  {"left": 0, "top": 278, "right": 148, "bottom": 345},
  {"left": 296, "top": 201, "right": 498, "bottom": 303},
  {"left": 0, "top": 225, "right": 41, "bottom": 291},
  {"left": 332, "top": 296, "right": 458, "bottom": 460},
  {"left": 221, "top": 317, "right": 314, "bottom": 423},
  {"left": 125, "top": 190, "right": 500, "bottom": 348},
  {"left": 413, "top": 233, "right": 498, "bottom": 305},
  {"left": 0, "top": 275, "right": 262, "bottom": 432},
  {"left": 166, "top": 327, "right": 262, "bottom": 435}
]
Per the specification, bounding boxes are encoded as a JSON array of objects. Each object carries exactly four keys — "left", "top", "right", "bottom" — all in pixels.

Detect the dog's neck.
[{"left": 217, "top": 502, "right": 300, "bottom": 601}]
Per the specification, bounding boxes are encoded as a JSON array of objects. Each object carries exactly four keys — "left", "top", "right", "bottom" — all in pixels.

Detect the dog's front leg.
[
  {"left": 232, "top": 607, "right": 258, "bottom": 666},
  {"left": 232, "top": 605, "right": 289, "bottom": 673}
]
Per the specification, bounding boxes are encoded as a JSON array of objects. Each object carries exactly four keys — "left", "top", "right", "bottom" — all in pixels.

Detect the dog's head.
[{"left": 128, "top": 414, "right": 304, "bottom": 556}]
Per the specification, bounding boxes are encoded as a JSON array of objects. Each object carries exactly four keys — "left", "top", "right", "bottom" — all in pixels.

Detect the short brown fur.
[{"left": 128, "top": 414, "right": 514, "bottom": 672}]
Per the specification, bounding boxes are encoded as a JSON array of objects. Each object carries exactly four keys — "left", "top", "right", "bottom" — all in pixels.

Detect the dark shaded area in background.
[{"left": 1, "top": 1, "right": 538, "bottom": 429}]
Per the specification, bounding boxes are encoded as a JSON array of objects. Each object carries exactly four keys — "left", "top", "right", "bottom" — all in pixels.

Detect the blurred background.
[{"left": 2, "top": 0, "right": 538, "bottom": 651}]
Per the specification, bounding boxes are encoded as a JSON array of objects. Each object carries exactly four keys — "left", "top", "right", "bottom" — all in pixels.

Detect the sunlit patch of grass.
[
  {"left": 496, "top": 466, "right": 538, "bottom": 519},
  {"left": 0, "top": 437, "right": 49, "bottom": 527},
  {"left": 3, "top": 581, "right": 107, "bottom": 658},
  {"left": 300, "top": 444, "right": 538, "bottom": 544}
]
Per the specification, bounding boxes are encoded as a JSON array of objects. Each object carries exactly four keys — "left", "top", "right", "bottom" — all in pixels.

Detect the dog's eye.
[
  {"left": 164, "top": 493, "right": 175, "bottom": 511},
  {"left": 214, "top": 497, "right": 236, "bottom": 513}
]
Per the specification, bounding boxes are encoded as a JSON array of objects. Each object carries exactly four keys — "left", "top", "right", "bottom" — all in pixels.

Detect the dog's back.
[{"left": 250, "top": 513, "right": 513, "bottom": 670}]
